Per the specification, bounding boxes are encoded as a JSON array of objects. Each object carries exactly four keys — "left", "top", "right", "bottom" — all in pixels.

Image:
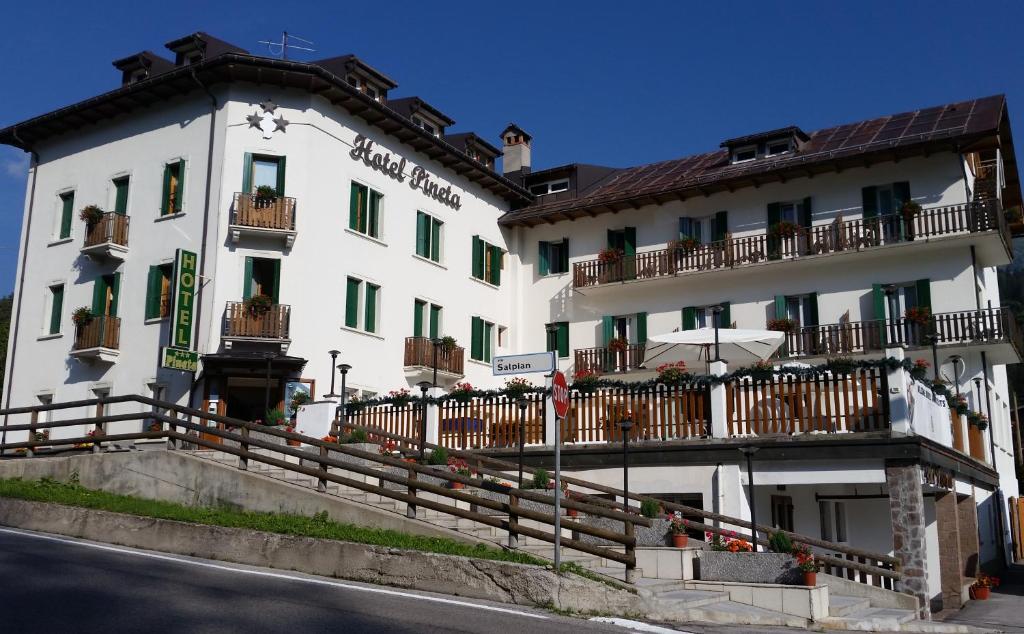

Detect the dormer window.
[
  {"left": 732, "top": 146, "right": 757, "bottom": 163},
  {"left": 723, "top": 126, "right": 808, "bottom": 165},
  {"left": 183, "top": 51, "right": 202, "bottom": 65},
  {"left": 529, "top": 180, "right": 570, "bottom": 196},
  {"left": 411, "top": 116, "right": 437, "bottom": 137},
  {"left": 128, "top": 69, "right": 149, "bottom": 84},
  {"left": 766, "top": 139, "right": 791, "bottom": 157},
  {"left": 346, "top": 75, "right": 383, "bottom": 101}
]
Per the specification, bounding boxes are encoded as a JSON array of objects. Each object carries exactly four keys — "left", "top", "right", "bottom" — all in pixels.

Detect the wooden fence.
[
  {"left": 438, "top": 393, "right": 545, "bottom": 450},
  {"left": 562, "top": 383, "right": 709, "bottom": 443}
]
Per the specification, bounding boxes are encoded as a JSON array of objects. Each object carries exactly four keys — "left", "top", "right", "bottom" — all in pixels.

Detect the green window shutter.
[
  {"left": 872, "top": 283, "right": 887, "bottom": 346},
  {"left": 161, "top": 164, "right": 172, "bottom": 216},
  {"left": 364, "top": 284, "right": 378, "bottom": 333},
  {"left": 483, "top": 322, "right": 493, "bottom": 362},
  {"left": 471, "top": 316, "right": 483, "bottom": 360},
  {"left": 345, "top": 278, "right": 360, "bottom": 328},
  {"left": 714, "top": 211, "right": 728, "bottom": 242},
  {"left": 349, "top": 183, "right": 361, "bottom": 231},
  {"left": 538, "top": 241, "right": 549, "bottom": 276},
  {"left": 413, "top": 300, "right": 425, "bottom": 337},
  {"left": 862, "top": 186, "right": 878, "bottom": 218},
  {"left": 602, "top": 315, "right": 615, "bottom": 345},
  {"left": 59, "top": 193, "right": 74, "bottom": 239},
  {"left": 682, "top": 307, "right": 696, "bottom": 331},
  {"left": 430, "top": 219, "right": 441, "bottom": 262},
  {"left": 774, "top": 295, "right": 786, "bottom": 320},
  {"left": 807, "top": 293, "right": 819, "bottom": 327},
  {"left": 271, "top": 259, "right": 281, "bottom": 304},
  {"left": 242, "top": 153, "right": 253, "bottom": 194},
  {"left": 145, "top": 265, "right": 161, "bottom": 319},
  {"left": 893, "top": 181, "right": 911, "bottom": 209},
  {"left": 800, "top": 197, "right": 812, "bottom": 228},
  {"left": 429, "top": 304, "right": 441, "bottom": 339},
  {"left": 624, "top": 227, "right": 637, "bottom": 256},
  {"left": 720, "top": 301, "right": 731, "bottom": 328},
  {"left": 471, "top": 236, "right": 483, "bottom": 279},
  {"left": 368, "top": 190, "right": 381, "bottom": 237},
  {"left": 636, "top": 312, "right": 648, "bottom": 343},
  {"left": 109, "top": 273, "right": 121, "bottom": 317},
  {"left": 557, "top": 322, "right": 569, "bottom": 358},
  {"left": 175, "top": 159, "right": 186, "bottom": 213},
  {"left": 415, "top": 212, "right": 428, "bottom": 257},
  {"left": 915, "top": 279, "right": 932, "bottom": 312},
  {"left": 767, "top": 203, "right": 781, "bottom": 257},
  {"left": 560, "top": 239, "right": 570, "bottom": 272},
  {"left": 242, "top": 257, "right": 254, "bottom": 300},
  {"left": 92, "top": 277, "right": 106, "bottom": 315},
  {"left": 275, "top": 156, "right": 286, "bottom": 197},
  {"left": 767, "top": 202, "right": 781, "bottom": 227},
  {"left": 489, "top": 246, "right": 502, "bottom": 285},
  {"left": 49, "top": 286, "right": 63, "bottom": 335},
  {"left": 113, "top": 178, "right": 129, "bottom": 215}
]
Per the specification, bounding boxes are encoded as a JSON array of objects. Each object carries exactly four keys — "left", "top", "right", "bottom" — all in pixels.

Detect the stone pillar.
[
  {"left": 885, "top": 347, "right": 911, "bottom": 436},
  {"left": 886, "top": 462, "right": 930, "bottom": 619},
  {"left": 935, "top": 491, "right": 963, "bottom": 610},
  {"left": 957, "top": 494, "right": 980, "bottom": 579},
  {"left": 709, "top": 360, "right": 729, "bottom": 438}
]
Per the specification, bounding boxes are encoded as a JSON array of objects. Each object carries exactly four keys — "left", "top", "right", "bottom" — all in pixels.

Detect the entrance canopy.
[
  {"left": 642, "top": 328, "right": 785, "bottom": 368},
  {"left": 200, "top": 351, "right": 308, "bottom": 377}
]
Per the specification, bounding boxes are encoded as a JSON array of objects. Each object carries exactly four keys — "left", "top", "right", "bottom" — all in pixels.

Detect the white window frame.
[
  {"left": 545, "top": 239, "right": 569, "bottom": 275},
  {"left": 42, "top": 282, "right": 65, "bottom": 337},
  {"left": 883, "top": 283, "right": 919, "bottom": 321},
  {"left": 529, "top": 179, "right": 570, "bottom": 196},
  {"left": 785, "top": 294, "right": 813, "bottom": 328},
  {"left": 766, "top": 139, "right": 792, "bottom": 157},
  {"left": 731, "top": 145, "right": 757, "bottom": 163}
]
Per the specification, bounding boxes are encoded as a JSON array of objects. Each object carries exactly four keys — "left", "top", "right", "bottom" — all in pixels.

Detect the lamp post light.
[
  {"left": 417, "top": 381, "right": 432, "bottom": 459},
  {"left": 619, "top": 416, "right": 634, "bottom": 512},
  {"left": 925, "top": 334, "right": 941, "bottom": 383},
  {"left": 973, "top": 377, "right": 982, "bottom": 412},
  {"left": 710, "top": 305, "right": 723, "bottom": 362},
  {"left": 739, "top": 446, "right": 760, "bottom": 552},
  {"left": 950, "top": 355, "right": 963, "bottom": 397},
  {"left": 337, "top": 363, "right": 352, "bottom": 433},
  {"left": 517, "top": 397, "right": 528, "bottom": 487},
  {"left": 325, "top": 350, "right": 340, "bottom": 398}
]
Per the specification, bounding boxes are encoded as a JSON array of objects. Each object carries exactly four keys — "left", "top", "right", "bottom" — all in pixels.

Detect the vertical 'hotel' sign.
[{"left": 171, "top": 249, "right": 197, "bottom": 348}]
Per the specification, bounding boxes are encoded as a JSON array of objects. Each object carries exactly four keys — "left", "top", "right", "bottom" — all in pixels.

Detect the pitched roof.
[
  {"left": 388, "top": 97, "right": 455, "bottom": 127},
  {"left": 500, "top": 95, "right": 1015, "bottom": 226},
  {"left": 444, "top": 132, "right": 501, "bottom": 158}
]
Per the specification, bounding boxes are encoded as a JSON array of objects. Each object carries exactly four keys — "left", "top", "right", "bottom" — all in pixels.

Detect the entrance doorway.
[{"left": 224, "top": 376, "right": 282, "bottom": 423}]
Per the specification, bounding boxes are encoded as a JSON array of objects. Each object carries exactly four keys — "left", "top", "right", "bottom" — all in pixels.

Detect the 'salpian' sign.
[{"left": 349, "top": 134, "right": 462, "bottom": 210}]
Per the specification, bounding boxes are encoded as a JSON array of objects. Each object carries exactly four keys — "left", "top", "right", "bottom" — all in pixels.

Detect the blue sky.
[{"left": 1, "top": 1, "right": 1022, "bottom": 295}]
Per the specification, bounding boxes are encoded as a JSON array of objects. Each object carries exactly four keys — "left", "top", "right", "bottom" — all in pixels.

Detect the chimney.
[{"left": 500, "top": 123, "right": 532, "bottom": 177}]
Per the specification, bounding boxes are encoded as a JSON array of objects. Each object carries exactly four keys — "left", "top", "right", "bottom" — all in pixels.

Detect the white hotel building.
[{"left": 1, "top": 33, "right": 1022, "bottom": 613}]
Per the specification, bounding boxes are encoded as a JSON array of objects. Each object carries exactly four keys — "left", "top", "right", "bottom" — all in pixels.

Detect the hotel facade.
[{"left": 2, "top": 33, "right": 1022, "bottom": 613}]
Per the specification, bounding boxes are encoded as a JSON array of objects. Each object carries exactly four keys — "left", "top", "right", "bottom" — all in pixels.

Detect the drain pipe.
[
  {"left": 1, "top": 128, "right": 39, "bottom": 454},
  {"left": 980, "top": 351, "right": 1007, "bottom": 562},
  {"left": 187, "top": 67, "right": 219, "bottom": 410}
]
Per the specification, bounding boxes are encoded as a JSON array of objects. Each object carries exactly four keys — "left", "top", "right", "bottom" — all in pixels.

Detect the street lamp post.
[
  {"left": 739, "top": 446, "right": 760, "bottom": 552},
  {"left": 325, "top": 350, "right": 340, "bottom": 398},
  {"left": 950, "top": 355, "right": 963, "bottom": 397},
  {"left": 337, "top": 364, "right": 352, "bottom": 434},
  {"left": 516, "top": 397, "right": 528, "bottom": 487},
  {"left": 417, "top": 381, "right": 432, "bottom": 459},
  {"left": 619, "top": 416, "right": 634, "bottom": 512}
]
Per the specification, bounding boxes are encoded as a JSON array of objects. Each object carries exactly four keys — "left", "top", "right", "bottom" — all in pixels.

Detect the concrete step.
[
  {"left": 654, "top": 589, "right": 730, "bottom": 609},
  {"left": 658, "top": 600, "right": 810, "bottom": 628},
  {"left": 829, "top": 594, "right": 871, "bottom": 617},
  {"left": 824, "top": 607, "right": 918, "bottom": 631}
]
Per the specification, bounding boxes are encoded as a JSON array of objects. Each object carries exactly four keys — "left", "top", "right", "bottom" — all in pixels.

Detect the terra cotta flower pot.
[
  {"left": 450, "top": 481, "right": 465, "bottom": 490},
  {"left": 803, "top": 571, "right": 817, "bottom": 586},
  {"left": 973, "top": 586, "right": 990, "bottom": 600},
  {"left": 672, "top": 534, "right": 688, "bottom": 548}
]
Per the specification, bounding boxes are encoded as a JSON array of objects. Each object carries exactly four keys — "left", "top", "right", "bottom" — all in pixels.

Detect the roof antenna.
[{"left": 258, "top": 31, "right": 316, "bottom": 60}]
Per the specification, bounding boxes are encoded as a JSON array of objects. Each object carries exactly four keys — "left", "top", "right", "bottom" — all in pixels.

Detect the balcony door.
[
  {"left": 242, "top": 153, "right": 286, "bottom": 196},
  {"left": 91, "top": 274, "right": 120, "bottom": 317},
  {"left": 243, "top": 257, "right": 280, "bottom": 303},
  {"left": 872, "top": 279, "right": 931, "bottom": 347},
  {"left": 601, "top": 313, "right": 647, "bottom": 372}
]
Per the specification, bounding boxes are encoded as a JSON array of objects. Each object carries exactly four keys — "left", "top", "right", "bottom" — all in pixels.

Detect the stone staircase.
[{"left": 184, "top": 447, "right": 984, "bottom": 632}]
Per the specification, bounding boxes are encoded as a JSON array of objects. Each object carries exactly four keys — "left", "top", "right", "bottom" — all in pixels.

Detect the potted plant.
[
  {"left": 284, "top": 425, "right": 301, "bottom": 447},
  {"left": 598, "top": 247, "right": 624, "bottom": 263},
  {"left": 449, "top": 382, "right": 475, "bottom": 403},
  {"left": 967, "top": 411, "right": 989, "bottom": 431},
  {"left": 668, "top": 515, "right": 690, "bottom": 548},
  {"left": 705, "top": 530, "right": 753, "bottom": 552},
  {"left": 448, "top": 457, "right": 473, "bottom": 488},
  {"left": 905, "top": 306, "right": 931, "bottom": 327},
  {"left": 792, "top": 543, "right": 818, "bottom": 586},
  {"left": 656, "top": 361, "right": 690, "bottom": 386},
  {"left": 971, "top": 573, "right": 999, "bottom": 600},
  {"left": 255, "top": 185, "right": 278, "bottom": 206},
  {"left": 290, "top": 391, "right": 311, "bottom": 414},
  {"left": 770, "top": 221, "right": 801, "bottom": 239},
  {"left": 607, "top": 336, "right": 629, "bottom": 353},
  {"left": 572, "top": 368, "right": 600, "bottom": 393},
  {"left": 79, "top": 204, "right": 104, "bottom": 226},
  {"left": 244, "top": 293, "right": 274, "bottom": 317},
  {"left": 669, "top": 236, "right": 700, "bottom": 253},
  {"left": 438, "top": 335, "right": 458, "bottom": 351},
  {"left": 387, "top": 388, "right": 412, "bottom": 407},
  {"left": 503, "top": 377, "right": 533, "bottom": 400},
  {"left": 71, "top": 306, "right": 95, "bottom": 327},
  {"left": 529, "top": 468, "right": 550, "bottom": 490},
  {"left": 909, "top": 359, "right": 930, "bottom": 381},
  {"left": 264, "top": 408, "right": 286, "bottom": 427},
  {"left": 900, "top": 200, "right": 923, "bottom": 217},
  {"left": 953, "top": 394, "right": 969, "bottom": 417},
  {"left": 767, "top": 318, "right": 796, "bottom": 334}
]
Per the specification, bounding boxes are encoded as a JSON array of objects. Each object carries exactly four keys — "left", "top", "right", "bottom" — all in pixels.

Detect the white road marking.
[
  {"left": 0, "top": 526, "right": 548, "bottom": 620},
  {"left": 590, "top": 616, "right": 692, "bottom": 633}
]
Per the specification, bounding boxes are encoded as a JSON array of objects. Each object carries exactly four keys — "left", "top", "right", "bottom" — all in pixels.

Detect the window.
[
  {"left": 862, "top": 182, "right": 910, "bottom": 218},
  {"left": 731, "top": 145, "right": 756, "bottom": 163},
  {"left": 777, "top": 201, "right": 800, "bottom": 224},
  {"left": 112, "top": 176, "right": 130, "bottom": 215},
  {"left": 784, "top": 295, "right": 816, "bottom": 328},
  {"left": 411, "top": 116, "right": 438, "bottom": 136},
  {"left": 415, "top": 211, "right": 443, "bottom": 262},
  {"left": 819, "top": 501, "right": 848, "bottom": 542},
  {"left": 46, "top": 284, "right": 64, "bottom": 335},
  {"left": 766, "top": 140, "right": 791, "bottom": 156},
  {"left": 679, "top": 213, "right": 728, "bottom": 244},
  {"left": 470, "top": 316, "right": 495, "bottom": 362},
  {"left": 602, "top": 312, "right": 648, "bottom": 345},
  {"left": 243, "top": 257, "right": 280, "bottom": 303},
  {"left": 529, "top": 180, "right": 570, "bottom": 196},
  {"left": 346, "top": 75, "right": 381, "bottom": 101},
  {"left": 345, "top": 277, "right": 380, "bottom": 333},
  {"left": 242, "top": 153, "right": 286, "bottom": 196},
  {"left": 161, "top": 160, "right": 185, "bottom": 216},
  {"left": 57, "top": 191, "right": 74, "bottom": 239},
  {"left": 546, "top": 322, "right": 569, "bottom": 358},
  {"left": 145, "top": 264, "right": 173, "bottom": 319},
  {"left": 92, "top": 274, "right": 121, "bottom": 317},
  {"left": 349, "top": 182, "right": 382, "bottom": 238},
  {"left": 538, "top": 239, "right": 569, "bottom": 275},
  {"left": 771, "top": 495, "right": 794, "bottom": 532},
  {"left": 472, "top": 236, "right": 503, "bottom": 286},
  {"left": 413, "top": 300, "right": 442, "bottom": 339},
  {"left": 682, "top": 303, "right": 731, "bottom": 330}
]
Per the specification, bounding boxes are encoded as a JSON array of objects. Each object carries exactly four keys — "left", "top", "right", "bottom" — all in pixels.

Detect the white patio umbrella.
[{"left": 641, "top": 328, "right": 786, "bottom": 371}]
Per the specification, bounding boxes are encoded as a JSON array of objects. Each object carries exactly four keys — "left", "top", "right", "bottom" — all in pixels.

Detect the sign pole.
[{"left": 550, "top": 368, "right": 570, "bottom": 577}]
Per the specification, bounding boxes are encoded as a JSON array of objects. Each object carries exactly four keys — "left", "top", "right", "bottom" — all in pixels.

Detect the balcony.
[
  {"left": 778, "top": 307, "right": 1023, "bottom": 365},
  {"left": 229, "top": 193, "right": 297, "bottom": 247},
  {"left": 69, "top": 315, "right": 120, "bottom": 363},
  {"left": 403, "top": 337, "right": 465, "bottom": 384},
  {"left": 575, "top": 343, "right": 647, "bottom": 375},
  {"left": 573, "top": 201, "right": 1010, "bottom": 289},
  {"left": 222, "top": 301, "right": 291, "bottom": 353},
  {"left": 80, "top": 212, "right": 130, "bottom": 261}
]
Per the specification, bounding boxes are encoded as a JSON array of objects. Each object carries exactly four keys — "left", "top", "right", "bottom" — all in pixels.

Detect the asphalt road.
[{"left": 0, "top": 527, "right": 650, "bottom": 633}]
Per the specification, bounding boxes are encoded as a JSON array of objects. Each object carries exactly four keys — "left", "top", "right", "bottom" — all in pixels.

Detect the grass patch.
[{"left": 0, "top": 476, "right": 547, "bottom": 566}]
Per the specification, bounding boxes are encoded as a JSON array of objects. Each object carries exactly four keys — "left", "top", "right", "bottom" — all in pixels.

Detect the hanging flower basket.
[
  {"left": 387, "top": 388, "right": 412, "bottom": 407},
  {"left": 244, "top": 294, "right": 274, "bottom": 317},
  {"left": 967, "top": 411, "right": 989, "bottom": 431},
  {"left": 572, "top": 369, "right": 600, "bottom": 393},
  {"left": 79, "top": 205, "right": 104, "bottom": 226},
  {"left": 656, "top": 361, "right": 690, "bottom": 386},
  {"left": 449, "top": 382, "right": 475, "bottom": 403},
  {"left": 503, "top": 377, "right": 533, "bottom": 400},
  {"left": 607, "top": 337, "right": 629, "bottom": 353},
  {"left": 71, "top": 306, "right": 95, "bottom": 326},
  {"left": 909, "top": 359, "right": 930, "bottom": 381}
]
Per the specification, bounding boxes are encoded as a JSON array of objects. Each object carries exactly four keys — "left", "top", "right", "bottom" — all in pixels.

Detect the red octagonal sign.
[{"left": 552, "top": 371, "right": 569, "bottom": 419}]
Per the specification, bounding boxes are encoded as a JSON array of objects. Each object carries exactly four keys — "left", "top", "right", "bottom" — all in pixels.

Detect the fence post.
[
  {"left": 238, "top": 426, "right": 249, "bottom": 471},
  {"left": 508, "top": 491, "right": 519, "bottom": 549},
  {"left": 317, "top": 445, "right": 328, "bottom": 492},
  {"left": 406, "top": 464, "right": 418, "bottom": 519},
  {"left": 167, "top": 409, "right": 178, "bottom": 450},
  {"left": 709, "top": 360, "right": 730, "bottom": 437},
  {"left": 885, "top": 347, "right": 911, "bottom": 436}
]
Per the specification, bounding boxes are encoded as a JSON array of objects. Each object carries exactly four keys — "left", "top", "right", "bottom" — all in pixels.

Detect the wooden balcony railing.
[
  {"left": 223, "top": 302, "right": 291, "bottom": 339},
  {"left": 779, "top": 307, "right": 1023, "bottom": 359},
  {"left": 403, "top": 337, "right": 465, "bottom": 376},
  {"left": 573, "top": 201, "right": 1006, "bottom": 288},
  {"left": 83, "top": 212, "right": 130, "bottom": 249},
  {"left": 232, "top": 193, "right": 297, "bottom": 231},
  {"left": 73, "top": 315, "right": 120, "bottom": 350},
  {"left": 575, "top": 343, "right": 646, "bottom": 374}
]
